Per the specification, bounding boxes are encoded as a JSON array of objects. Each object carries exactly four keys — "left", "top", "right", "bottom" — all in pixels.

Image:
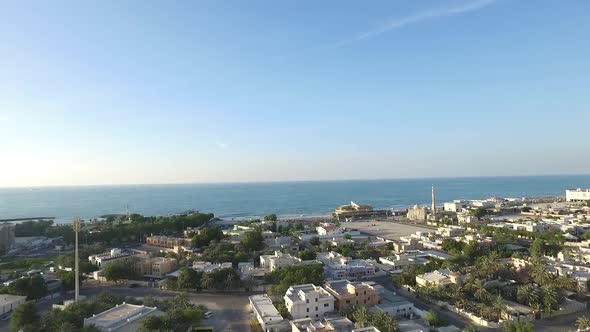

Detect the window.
[
  {"left": 315, "top": 298, "right": 318, "bottom": 302},
  {"left": 315, "top": 307, "right": 318, "bottom": 311},
  {"left": 346, "top": 300, "right": 350, "bottom": 304},
  {"left": 306, "top": 299, "right": 309, "bottom": 304},
  {"left": 324, "top": 303, "right": 329, "bottom": 307},
  {"left": 307, "top": 308, "right": 309, "bottom": 312}
]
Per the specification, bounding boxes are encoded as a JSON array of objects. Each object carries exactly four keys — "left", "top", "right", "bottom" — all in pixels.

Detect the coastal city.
[
  {"left": 3, "top": 1, "right": 590, "bottom": 332},
  {"left": 1, "top": 187, "right": 590, "bottom": 332}
]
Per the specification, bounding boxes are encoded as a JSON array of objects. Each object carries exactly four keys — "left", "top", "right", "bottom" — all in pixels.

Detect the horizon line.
[{"left": 1, "top": 173, "right": 589, "bottom": 190}]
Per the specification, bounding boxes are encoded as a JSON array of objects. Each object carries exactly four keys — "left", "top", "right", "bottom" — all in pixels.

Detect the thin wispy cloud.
[
  {"left": 327, "top": 0, "right": 498, "bottom": 49},
  {"left": 215, "top": 141, "right": 229, "bottom": 149}
]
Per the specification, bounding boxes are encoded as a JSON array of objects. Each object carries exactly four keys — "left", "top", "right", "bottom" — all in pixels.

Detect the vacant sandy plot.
[{"left": 342, "top": 221, "right": 434, "bottom": 240}]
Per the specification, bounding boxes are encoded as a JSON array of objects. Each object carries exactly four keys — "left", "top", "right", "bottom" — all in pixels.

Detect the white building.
[
  {"left": 88, "top": 248, "right": 132, "bottom": 269},
  {"left": 317, "top": 224, "right": 344, "bottom": 237},
  {"left": 567, "top": 189, "right": 590, "bottom": 203},
  {"left": 284, "top": 284, "right": 335, "bottom": 319},
  {"left": 317, "top": 252, "right": 377, "bottom": 280},
  {"left": 0, "top": 294, "right": 26, "bottom": 318},
  {"left": 249, "top": 294, "right": 290, "bottom": 332},
  {"left": 259, "top": 251, "right": 302, "bottom": 272},
  {"left": 83, "top": 303, "right": 163, "bottom": 332},
  {"left": 444, "top": 201, "right": 465, "bottom": 213}
]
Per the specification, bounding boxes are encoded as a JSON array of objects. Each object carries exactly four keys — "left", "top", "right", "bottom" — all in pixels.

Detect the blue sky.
[{"left": 1, "top": 0, "right": 589, "bottom": 186}]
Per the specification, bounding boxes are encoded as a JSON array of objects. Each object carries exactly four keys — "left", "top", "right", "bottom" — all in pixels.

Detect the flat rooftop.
[
  {"left": 249, "top": 294, "right": 283, "bottom": 324},
  {"left": 84, "top": 303, "right": 160, "bottom": 330},
  {"left": 341, "top": 221, "right": 433, "bottom": 240},
  {"left": 0, "top": 294, "right": 26, "bottom": 306}
]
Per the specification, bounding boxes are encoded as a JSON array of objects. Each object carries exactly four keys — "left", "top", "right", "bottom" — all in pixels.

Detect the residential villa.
[{"left": 284, "top": 284, "right": 335, "bottom": 319}]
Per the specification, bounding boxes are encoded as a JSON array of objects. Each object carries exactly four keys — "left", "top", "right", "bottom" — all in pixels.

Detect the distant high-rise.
[
  {"left": 431, "top": 185, "right": 437, "bottom": 220},
  {"left": 0, "top": 223, "right": 15, "bottom": 249}
]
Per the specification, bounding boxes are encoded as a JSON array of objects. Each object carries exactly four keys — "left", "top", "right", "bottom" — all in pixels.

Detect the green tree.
[
  {"left": 10, "top": 301, "right": 40, "bottom": 332},
  {"left": 521, "top": 206, "right": 532, "bottom": 213},
  {"left": 264, "top": 214, "right": 278, "bottom": 222},
  {"left": 191, "top": 227, "right": 225, "bottom": 247},
  {"left": 343, "top": 233, "right": 352, "bottom": 240},
  {"left": 309, "top": 237, "right": 321, "bottom": 246},
  {"left": 4, "top": 275, "right": 48, "bottom": 300},
  {"left": 503, "top": 320, "right": 534, "bottom": 332},
  {"left": 425, "top": 310, "right": 446, "bottom": 327},
  {"left": 298, "top": 249, "right": 317, "bottom": 261},
  {"left": 178, "top": 267, "right": 202, "bottom": 289},
  {"left": 530, "top": 238, "right": 545, "bottom": 257},
  {"left": 240, "top": 230, "right": 265, "bottom": 252},
  {"left": 101, "top": 259, "right": 140, "bottom": 282}
]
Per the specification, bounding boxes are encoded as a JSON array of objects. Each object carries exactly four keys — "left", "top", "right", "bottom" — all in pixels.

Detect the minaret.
[
  {"left": 73, "top": 217, "right": 81, "bottom": 302},
  {"left": 431, "top": 185, "right": 437, "bottom": 220}
]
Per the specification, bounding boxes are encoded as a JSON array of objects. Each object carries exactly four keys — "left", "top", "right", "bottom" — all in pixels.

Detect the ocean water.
[{"left": 1, "top": 175, "right": 589, "bottom": 224}]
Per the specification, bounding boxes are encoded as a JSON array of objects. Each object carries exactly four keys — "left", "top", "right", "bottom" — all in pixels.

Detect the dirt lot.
[{"left": 342, "top": 220, "right": 434, "bottom": 240}]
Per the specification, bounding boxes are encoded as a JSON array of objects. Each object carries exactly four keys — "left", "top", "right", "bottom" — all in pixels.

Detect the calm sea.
[{"left": 1, "top": 175, "right": 589, "bottom": 224}]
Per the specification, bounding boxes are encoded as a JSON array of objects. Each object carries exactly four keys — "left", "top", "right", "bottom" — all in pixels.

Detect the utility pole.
[{"left": 73, "top": 217, "right": 81, "bottom": 302}]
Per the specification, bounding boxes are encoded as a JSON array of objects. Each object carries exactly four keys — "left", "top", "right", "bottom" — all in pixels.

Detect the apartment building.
[
  {"left": 566, "top": 189, "right": 590, "bottom": 203},
  {"left": 284, "top": 284, "right": 335, "bottom": 319},
  {"left": 0, "top": 223, "right": 15, "bottom": 249},
  {"left": 140, "top": 257, "right": 177, "bottom": 277},
  {"left": 324, "top": 280, "right": 380, "bottom": 311}
]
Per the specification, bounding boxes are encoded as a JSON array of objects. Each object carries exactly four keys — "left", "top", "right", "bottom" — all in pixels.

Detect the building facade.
[
  {"left": 0, "top": 223, "right": 15, "bottom": 249},
  {"left": 567, "top": 189, "right": 590, "bottom": 203},
  {"left": 284, "top": 284, "right": 335, "bottom": 319},
  {"left": 324, "top": 280, "right": 380, "bottom": 311}
]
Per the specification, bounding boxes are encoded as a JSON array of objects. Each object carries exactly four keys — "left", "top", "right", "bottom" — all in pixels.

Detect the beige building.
[
  {"left": 407, "top": 206, "right": 428, "bottom": 221},
  {"left": 0, "top": 223, "right": 15, "bottom": 249},
  {"left": 146, "top": 235, "right": 189, "bottom": 249},
  {"left": 139, "top": 257, "right": 177, "bottom": 277},
  {"left": 83, "top": 303, "right": 163, "bottom": 332},
  {"left": 416, "top": 269, "right": 461, "bottom": 288},
  {"left": 324, "top": 279, "right": 380, "bottom": 311}
]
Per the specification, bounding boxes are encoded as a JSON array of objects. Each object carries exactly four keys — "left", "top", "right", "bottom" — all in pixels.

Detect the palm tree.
[
  {"left": 517, "top": 284, "right": 536, "bottom": 306},
  {"left": 200, "top": 273, "right": 215, "bottom": 290},
  {"left": 529, "top": 257, "right": 550, "bottom": 285},
  {"left": 372, "top": 311, "right": 398, "bottom": 332},
  {"left": 490, "top": 294, "right": 506, "bottom": 321},
  {"left": 557, "top": 273, "right": 579, "bottom": 292},
  {"left": 576, "top": 316, "right": 590, "bottom": 331},
  {"left": 469, "top": 279, "right": 490, "bottom": 303},
  {"left": 352, "top": 305, "right": 371, "bottom": 328},
  {"left": 542, "top": 285, "right": 559, "bottom": 317}
]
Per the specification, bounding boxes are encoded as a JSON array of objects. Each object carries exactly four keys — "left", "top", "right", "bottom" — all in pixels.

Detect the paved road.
[
  {"left": 372, "top": 276, "right": 495, "bottom": 332},
  {"left": 82, "top": 283, "right": 252, "bottom": 331}
]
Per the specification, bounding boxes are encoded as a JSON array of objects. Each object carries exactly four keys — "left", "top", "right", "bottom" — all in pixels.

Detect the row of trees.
[
  {"left": 0, "top": 275, "right": 47, "bottom": 300},
  {"left": 167, "top": 267, "right": 242, "bottom": 291},
  {"left": 267, "top": 263, "right": 325, "bottom": 297},
  {"left": 16, "top": 213, "right": 214, "bottom": 246}
]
